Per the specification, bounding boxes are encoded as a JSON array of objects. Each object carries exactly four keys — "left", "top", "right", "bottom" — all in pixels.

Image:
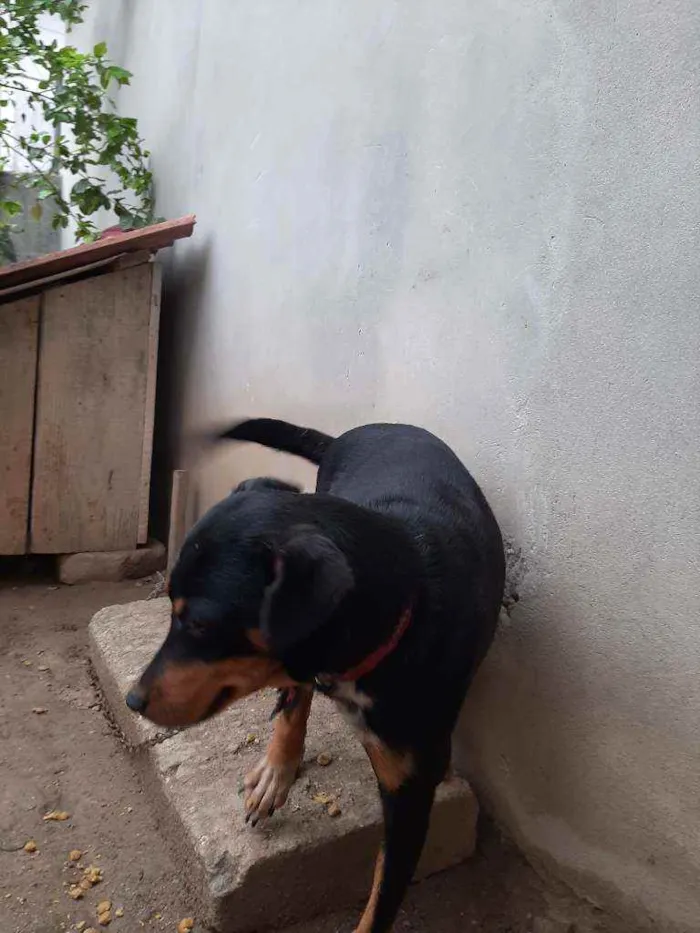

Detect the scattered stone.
[
  {"left": 316, "top": 752, "right": 333, "bottom": 767},
  {"left": 84, "top": 865, "right": 103, "bottom": 884},
  {"left": 32, "top": 707, "right": 49, "bottom": 715},
  {"left": 69, "top": 849, "right": 82, "bottom": 862},
  {"left": 97, "top": 900, "right": 112, "bottom": 915},
  {"left": 44, "top": 810, "right": 71, "bottom": 821},
  {"left": 114, "top": 908, "right": 124, "bottom": 918},
  {"left": 38, "top": 665, "right": 50, "bottom": 672},
  {"left": 23, "top": 840, "right": 38, "bottom": 853},
  {"left": 23, "top": 660, "right": 32, "bottom": 667},
  {"left": 97, "top": 910, "right": 112, "bottom": 926},
  {"left": 177, "top": 920, "right": 194, "bottom": 933},
  {"left": 312, "top": 792, "right": 333, "bottom": 805},
  {"left": 76, "top": 923, "right": 86, "bottom": 932},
  {"left": 68, "top": 885, "right": 84, "bottom": 900},
  {"left": 327, "top": 801, "right": 342, "bottom": 818}
]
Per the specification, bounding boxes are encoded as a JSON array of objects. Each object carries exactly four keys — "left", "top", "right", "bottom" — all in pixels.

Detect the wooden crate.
[{"left": 0, "top": 259, "right": 161, "bottom": 555}]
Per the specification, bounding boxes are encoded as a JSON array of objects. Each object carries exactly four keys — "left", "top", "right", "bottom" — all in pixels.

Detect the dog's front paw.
[{"left": 243, "top": 756, "right": 298, "bottom": 826}]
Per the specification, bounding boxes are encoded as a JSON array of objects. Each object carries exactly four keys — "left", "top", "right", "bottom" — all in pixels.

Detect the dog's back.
[{"left": 218, "top": 418, "right": 505, "bottom": 638}]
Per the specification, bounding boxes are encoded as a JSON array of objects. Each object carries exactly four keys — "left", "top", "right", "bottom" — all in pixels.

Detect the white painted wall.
[{"left": 77, "top": 2, "right": 700, "bottom": 930}]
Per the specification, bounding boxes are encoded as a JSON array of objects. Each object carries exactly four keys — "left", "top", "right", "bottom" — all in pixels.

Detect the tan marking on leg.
[
  {"left": 364, "top": 738, "right": 414, "bottom": 792},
  {"left": 172, "top": 596, "right": 186, "bottom": 616},
  {"left": 354, "top": 847, "right": 385, "bottom": 933},
  {"left": 244, "top": 686, "right": 313, "bottom": 823},
  {"left": 266, "top": 687, "right": 313, "bottom": 767}
]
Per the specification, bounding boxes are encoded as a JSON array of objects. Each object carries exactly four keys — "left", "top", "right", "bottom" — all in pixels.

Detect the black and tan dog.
[{"left": 126, "top": 418, "right": 505, "bottom": 933}]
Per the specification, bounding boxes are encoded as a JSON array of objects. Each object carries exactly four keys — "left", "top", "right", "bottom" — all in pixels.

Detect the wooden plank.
[
  {"left": 0, "top": 214, "right": 195, "bottom": 292},
  {"left": 31, "top": 263, "right": 154, "bottom": 553},
  {"left": 137, "top": 262, "right": 162, "bottom": 544},
  {"left": 0, "top": 249, "right": 154, "bottom": 304},
  {"left": 0, "top": 297, "right": 39, "bottom": 554},
  {"left": 166, "top": 470, "right": 190, "bottom": 576}
]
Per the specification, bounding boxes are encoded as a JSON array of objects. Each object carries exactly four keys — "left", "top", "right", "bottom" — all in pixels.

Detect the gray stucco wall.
[{"left": 77, "top": 2, "right": 700, "bottom": 929}]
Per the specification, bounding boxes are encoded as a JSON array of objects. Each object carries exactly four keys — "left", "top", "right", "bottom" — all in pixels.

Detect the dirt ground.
[{"left": 0, "top": 570, "right": 628, "bottom": 933}]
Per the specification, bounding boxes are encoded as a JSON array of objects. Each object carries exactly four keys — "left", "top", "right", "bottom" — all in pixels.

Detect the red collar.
[{"left": 335, "top": 603, "right": 413, "bottom": 682}]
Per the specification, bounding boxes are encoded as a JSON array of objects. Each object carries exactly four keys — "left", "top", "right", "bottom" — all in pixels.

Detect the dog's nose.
[{"left": 125, "top": 689, "right": 148, "bottom": 715}]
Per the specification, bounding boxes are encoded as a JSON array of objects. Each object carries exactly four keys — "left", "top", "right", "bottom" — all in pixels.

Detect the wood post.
[{"left": 166, "top": 469, "right": 190, "bottom": 575}]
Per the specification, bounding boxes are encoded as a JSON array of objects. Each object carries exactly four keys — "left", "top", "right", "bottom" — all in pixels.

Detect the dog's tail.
[{"left": 217, "top": 418, "right": 334, "bottom": 466}]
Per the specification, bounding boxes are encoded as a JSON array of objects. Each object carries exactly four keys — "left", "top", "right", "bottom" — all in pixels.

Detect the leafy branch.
[{"left": 0, "top": 0, "right": 157, "bottom": 262}]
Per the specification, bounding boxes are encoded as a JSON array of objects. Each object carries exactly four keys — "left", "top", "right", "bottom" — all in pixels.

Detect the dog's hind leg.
[
  {"left": 244, "top": 685, "right": 313, "bottom": 825},
  {"left": 355, "top": 736, "right": 450, "bottom": 933}
]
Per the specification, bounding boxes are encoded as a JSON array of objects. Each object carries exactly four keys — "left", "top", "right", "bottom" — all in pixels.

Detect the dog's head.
[{"left": 125, "top": 479, "right": 354, "bottom": 727}]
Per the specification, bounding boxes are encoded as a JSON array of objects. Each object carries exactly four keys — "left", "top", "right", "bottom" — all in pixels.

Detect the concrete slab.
[
  {"left": 89, "top": 600, "right": 478, "bottom": 932},
  {"left": 58, "top": 539, "right": 165, "bottom": 584}
]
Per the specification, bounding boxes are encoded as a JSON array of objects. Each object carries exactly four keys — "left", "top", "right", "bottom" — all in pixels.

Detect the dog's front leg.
[
  {"left": 354, "top": 736, "right": 450, "bottom": 932},
  {"left": 244, "top": 685, "right": 313, "bottom": 825}
]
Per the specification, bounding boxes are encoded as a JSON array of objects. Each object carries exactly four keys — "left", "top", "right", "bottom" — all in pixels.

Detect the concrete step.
[{"left": 89, "top": 600, "right": 478, "bottom": 932}]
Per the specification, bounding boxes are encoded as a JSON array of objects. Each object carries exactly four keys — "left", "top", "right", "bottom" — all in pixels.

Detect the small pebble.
[
  {"left": 23, "top": 659, "right": 32, "bottom": 667},
  {"left": 24, "top": 840, "right": 38, "bottom": 853},
  {"left": 68, "top": 885, "right": 84, "bottom": 900},
  {"left": 44, "top": 809, "right": 71, "bottom": 821},
  {"left": 76, "top": 923, "right": 86, "bottom": 932},
  {"left": 115, "top": 908, "right": 124, "bottom": 918},
  {"left": 97, "top": 911, "right": 112, "bottom": 927},
  {"left": 96, "top": 900, "right": 112, "bottom": 915},
  {"left": 84, "top": 865, "right": 103, "bottom": 884},
  {"left": 69, "top": 849, "right": 82, "bottom": 861},
  {"left": 32, "top": 707, "right": 49, "bottom": 715},
  {"left": 178, "top": 919, "right": 195, "bottom": 933},
  {"left": 245, "top": 733, "right": 257, "bottom": 745},
  {"left": 316, "top": 752, "right": 333, "bottom": 767},
  {"left": 327, "top": 801, "right": 342, "bottom": 818},
  {"left": 38, "top": 665, "right": 50, "bottom": 672}
]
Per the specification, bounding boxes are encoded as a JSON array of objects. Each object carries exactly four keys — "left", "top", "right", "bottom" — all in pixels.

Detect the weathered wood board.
[
  {"left": 31, "top": 263, "right": 155, "bottom": 553},
  {"left": 0, "top": 297, "right": 39, "bottom": 554}
]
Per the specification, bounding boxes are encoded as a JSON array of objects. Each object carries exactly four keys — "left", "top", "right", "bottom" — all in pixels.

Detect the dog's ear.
[
  {"left": 260, "top": 526, "right": 353, "bottom": 654},
  {"left": 233, "top": 476, "right": 302, "bottom": 494}
]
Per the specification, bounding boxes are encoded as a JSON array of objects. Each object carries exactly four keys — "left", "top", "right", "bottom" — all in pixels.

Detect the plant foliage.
[{"left": 0, "top": 0, "right": 155, "bottom": 262}]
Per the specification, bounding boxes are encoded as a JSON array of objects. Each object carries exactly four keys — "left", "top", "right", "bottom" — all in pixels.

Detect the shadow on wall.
[{"left": 149, "top": 238, "right": 211, "bottom": 542}]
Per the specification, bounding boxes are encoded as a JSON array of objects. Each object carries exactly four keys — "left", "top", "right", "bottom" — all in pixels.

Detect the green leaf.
[
  {"left": 1, "top": 200, "right": 23, "bottom": 218},
  {"left": 93, "top": 41, "right": 108, "bottom": 58},
  {"left": 105, "top": 65, "right": 131, "bottom": 87}
]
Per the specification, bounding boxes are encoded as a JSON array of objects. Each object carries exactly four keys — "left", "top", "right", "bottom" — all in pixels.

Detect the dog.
[{"left": 126, "top": 418, "right": 505, "bottom": 933}]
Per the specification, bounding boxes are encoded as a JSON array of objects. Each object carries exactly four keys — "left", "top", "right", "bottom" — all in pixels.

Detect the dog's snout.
[{"left": 125, "top": 688, "right": 148, "bottom": 715}]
